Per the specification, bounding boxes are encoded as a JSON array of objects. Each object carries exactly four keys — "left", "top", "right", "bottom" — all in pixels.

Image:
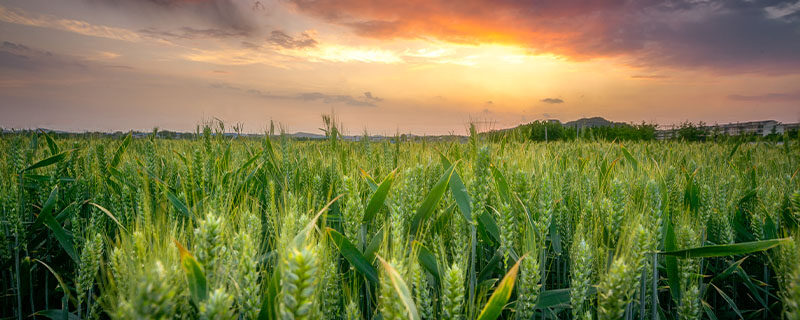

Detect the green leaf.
[
  {"left": 664, "top": 209, "right": 681, "bottom": 303},
  {"left": 175, "top": 240, "right": 208, "bottom": 303},
  {"left": 364, "top": 228, "right": 384, "bottom": 263},
  {"left": 36, "top": 188, "right": 78, "bottom": 263},
  {"left": 727, "top": 141, "right": 742, "bottom": 161},
  {"left": 89, "top": 203, "right": 128, "bottom": 233},
  {"left": 327, "top": 228, "right": 379, "bottom": 283},
  {"left": 378, "top": 256, "right": 421, "bottom": 320},
  {"left": 489, "top": 164, "right": 510, "bottom": 203},
  {"left": 711, "top": 283, "right": 742, "bottom": 319},
  {"left": 40, "top": 129, "right": 60, "bottom": 155},
  {"left": 21, "top": 150, "right": 71, "bottom": 173},
  {"left": 234, "top": 149, "right": 264, "bottom": 176},
  {"left": 293, "top": 195, "right": 342, "bottom": 246},
  {"left": 620, "top": 144, "right": 638, "bottom": 171},
  {"left": 110, "top": 132, "right": 132, "bottom": 169},
  {"left": 363, "top": 170, "right": 396, "bottom": 223},
  {"left": 33, "top": 309, "right": 80, "bottom": 320},
  {"left": 360, "top": 168, "right": 378, "bottom": 191},
  {"left": 477, "top": 255, "right": 521, "bottom": 320},
  {"left": 409, "top": 164, "right": 454, "bottom": 236},
  {"left": 33, "top": 186, "right": 59, "bottom": 227},
  {"left": 535, "top": 288, "right": 585, "bottom": 310},
  {"left": 533, "top": 287, "right": 597, "bottom": 310},
  {"left": 709, "top": 256, "right": 748, "bottom": 284},
  {"left": 702, "top": 300, "right": 719, "bottom": 320},
  {"left": 165, "top": 189, "right": 193, "bottom": 222},
  {"left": 477, "top": 249, "right": 503, "bottom": 283},
  {"left": 440, "top": 154, "right": 471, "bottom": 221},
  {"left": 449, "top": 169, "right": 472, "bottom": 220},
  {"left": 257, "top": 267, "right": 281, "bottom": 320},
  {"left": 477, "top": 211, "right": 500, "bottom": 245},
  {"left": 660, "top": 238, "right": 790, "bottom": 258},
  {"left": 33, "top": 259, "right": 74, "bottom": 305},
  {"left": 415, "top": 242, "right": 441, "bottom": 287},
  {"left": 735, "top": 266, "right": 768, "bottom": 307}
]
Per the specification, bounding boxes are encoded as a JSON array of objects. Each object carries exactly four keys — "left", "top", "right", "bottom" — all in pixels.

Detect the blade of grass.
[
  {"left": 659, "top": 238, "right": 790, "bottom": 258},
  {"left": 327, "top": 228, "right": 379, "bottom": 283},
  {"left": 409, "top": 164, "right": 454, "bottom": 237},
  {"left": 21, "top": 150, "right": 72, "bottom": 173},
  {"left": 363, "top": 170, "right": 395, "bottom": 224},
  {"left": 476, "top": 255, "right": 522, "bottom": 320},
  {"left": 377, "top": 256, "right": 421, "bottom": 320},
  {"left": 110, "top": 132, "right": 132, "bottom": 169},
  {"left": 175, "top": 240, "right": 208, "bottom": 303},
  {"left": 440, "top": 154, "right": 471, "bottom": 221},
  {"left": 89, "top": 203, "right": 128, "bottom": 233}
]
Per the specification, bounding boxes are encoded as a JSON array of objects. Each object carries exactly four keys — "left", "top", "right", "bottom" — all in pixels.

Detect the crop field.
[{"left": 1, "top": 124, "right": 800, "bottom": 320}]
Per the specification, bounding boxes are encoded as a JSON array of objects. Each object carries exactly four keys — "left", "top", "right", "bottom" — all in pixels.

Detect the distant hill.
[{"left": 564, "top": 117, "right": 624, "bottom": 128}]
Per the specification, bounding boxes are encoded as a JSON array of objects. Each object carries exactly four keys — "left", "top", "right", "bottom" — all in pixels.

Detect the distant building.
[
  {"left": 709, "top": 120, "right": 782, "bottom": 136},
  {"left": 656, "top": 120, "right": 798, "bottom": 140},
  {"left": 784, "top": 122, "right": 800, "bottom": 133}
]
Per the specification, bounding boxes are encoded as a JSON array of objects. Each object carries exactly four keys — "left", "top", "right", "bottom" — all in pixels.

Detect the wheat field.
[{"left": 1, "top": 122, "right": 799, "bottom": 320}]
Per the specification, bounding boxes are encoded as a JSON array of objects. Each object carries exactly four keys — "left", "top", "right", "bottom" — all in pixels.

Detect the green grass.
[{"left": 1, "top": 121, "right": 799, "bottom": 319}]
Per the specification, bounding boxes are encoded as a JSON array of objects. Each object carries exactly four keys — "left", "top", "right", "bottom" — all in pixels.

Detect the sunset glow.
[{"left": 1, "top": 0, "right": 799, "bottom": 134}]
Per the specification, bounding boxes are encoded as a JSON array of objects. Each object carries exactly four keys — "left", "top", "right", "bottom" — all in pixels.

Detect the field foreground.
[{"left": 2, "top": 130, "right": 800, "bottom": 319}]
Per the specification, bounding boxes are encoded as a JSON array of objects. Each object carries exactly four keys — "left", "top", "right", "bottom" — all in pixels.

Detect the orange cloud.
[
  {"left": 288, "top": 0, "right": 800, "bottom": 73},
  {"left": 289, "top": 0, "right": 628, "bottom": 59}
]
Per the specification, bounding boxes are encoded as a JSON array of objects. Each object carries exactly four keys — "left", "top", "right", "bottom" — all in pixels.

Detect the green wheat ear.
[
  {"left": 199, "top": 287, "right": 235, "bottom": 320},
  {"left": 77, "top": 232, "right": 104, "bottom": 317},
  {"left": 517, "top": 253, "right": 541, "bottom": 320},
  {"left": 441, "top": 263, "right": 465, "bottom": 320},
  {"left": 345, "top": 299, "right": 361, "bottom": 320},
  {"left": 570, "top": 237, "right": 593, "bottom": 320},
  {"left": 785, "top": 267, "right": 800, "bottom": 320},
  {"left": 233, "top": 230, "right": 260, "bottom": 319},
  {"left": 597, "top": 256, "right": 634, "bottom": 320},
  {"left": 280, "top": 245, "right": 319, "bottom": 320}
]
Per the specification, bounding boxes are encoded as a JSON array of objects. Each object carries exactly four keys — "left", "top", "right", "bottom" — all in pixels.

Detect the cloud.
[
  {"left": 0, "top": 41, "right": 86, "bottom": 71},
  {"left": 764, "top": 1, "right": 800, "bottom": 19},
  {"left": 631, "top": 74, "right": 669, "bottom": 79},
  {"left": 297, "top": 92, "right": 378, "bottom": 106},
  {"left": 363, "top": 91, "right": 382, "bottom": 102},
  {"left": 140, "top": 27, "right": 248, "bottom": 40},
  {"left": 540, "top": 98, "right": 564, "bottom": 104},
  {"left": 0, "top": 5, "right": 141, "bottom": 42},
  {"left": 88, "top": 0, "right": 257, "bottom": 35},
  {"left": 211, "top": 82, "right": 380, "bottom": 106},
  {"left": 287, "top": 0, "right": 800, "bottom": 73},
  {"left": 268, "top": 30, "right": 318, "bottom": 49},
  {"left": 728, "top": 92, "right": 800, "bottom": 102}
]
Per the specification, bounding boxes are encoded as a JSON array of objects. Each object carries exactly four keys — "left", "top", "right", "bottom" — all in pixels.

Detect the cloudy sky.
[{"left": 1, "top": 0, "right": 799, "bottom": 134}]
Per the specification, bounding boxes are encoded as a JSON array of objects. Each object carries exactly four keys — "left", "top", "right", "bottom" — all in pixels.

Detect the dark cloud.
[
  {"left": 288, "top": 0, "right": 800, "bottom": 73},
  {"left": 631, "top": 74, "right": 669, "bottom": 79},
  {"left": 540, "top": 98, "right": 564, "bottom": 104},
  {"left": 268, "top": 30, "right": 318, "bottom": 49},
  {"left": 0, "top": 41, "right": 85, "bottom": 71},
  {"left": 241, "top": 41, "right": 262, "bottom": 49},
  {"left": 728, "top": 92, "right": 800, "bottom": 102},
  {"left": 211, "top": 82, "right": 380, "bottom": 107},
  {"left": 90, "top": 0, "right": 257, "bottom": 35},
  {"left": 140, "top": 27, "right": 248, "bottom": 40},
  {"left": 297, "top": 92, "right": 377, "bottom": 106},
  {"left": 363, "top": 91, "right": 382, "bottom": 102},
  {"left": 104, "top": 65, "right": 135, "bottom": 70}
]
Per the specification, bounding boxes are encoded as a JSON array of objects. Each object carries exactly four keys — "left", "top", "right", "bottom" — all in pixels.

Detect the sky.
[{"left": 1, "top": 0, "right": 799, "bottom": 135}]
